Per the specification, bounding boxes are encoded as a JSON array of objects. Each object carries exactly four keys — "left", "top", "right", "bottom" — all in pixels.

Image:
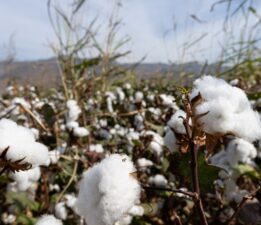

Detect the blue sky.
[{"left": 0, "top": 0, "right": 260, "bottom": 63}]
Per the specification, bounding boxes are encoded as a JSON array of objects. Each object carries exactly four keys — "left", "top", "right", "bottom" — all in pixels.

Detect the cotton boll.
[
  {"left": 134, "top": 114, "right": 144, "bottom": 130},
  {"left": 159, "top": 94, "right": 178, "bottom": 109},
  {"left": 115, "top": 215, "right": 132, "bottom": 225},
  {"left": 149, "top": 141, "right": 163, "bottom": 156},
  {"left": 12, "top": 97, "right": 31, "bottom": 109},
  {"left": 137, "top": 158, "right": 153, "bottom": 168},
  {"left": 134, "top": 91, "right": 144, "bottom": 103},
  {"left": 36, "top": 215, "right": 63, "bottom": 225},
  {"left": 106, "top": 92, "right": 116, "bottom": 113},
  {"left": 229, "top": 79, "right": 239, "bottom": 86},
  {"left": 64, "top": 194, "right": 77, "bottom": 209},
  {"left": 191, "top": 76, "right": 261, "bottom": 142},
  {"left": 1, "top": 213, "right": 16, "bottom": 224},
  {"left": 116, "top": 87, "right": 125, "bottom": 102},
  {"left": 73, "top": 127, "right": 89, "bottom": 137},
  {"left": 5, "top": 86, "right": 15, "bottom": 96},
  {"left": 76, "top": 154, "right": 141, "bottom": 225},
  {"left": 55, "top": 202, "right": 68, "bottom": 220},
  {"left": 164, "top": 129, "right": 179, "bottom": 152},
  {"left": 47, "top": 150, "right": 61, "bottom": 165},
  {"left": 123, "top": 83, "right": 131, "bottom": 90},
  {"left": 89, "top": 144, "right": 104, "bottom": 153},
  {"left": 66, "top": 121, "right": 79, "bottom": 130},
  {"left": 226, "top": 138, "right": 257, "bottom": 167},
  {"left": 142, "top": 130, "right": 164, "bottom": 146},
  {"left": 99, "top": 119, "right": 108, "bottom": 128},
  {"left": 167, "top": 110, "right": 187, "bottom": 134},
  {"left": 128, "top": 205, "right": 144, "bottom": 216},
  {"left": 223, "top": 179, "right": 248, "bottom": 203},
  {"left": 66, "top": 100, "right": 81, "bottom": 122},
  {"left": 148, "top": 174, "right": 168, "bottom": 187},
  {"left": 30, "top": 128, "right": 39, "bottom": 139},
  {"left": 0, "top": 119, "right": 49, "bottom": 167},
  {"left": 10, "top": 167, "right": 41, "bottom": 191},
  {"left": 147, "top": 94, "right": 155, "bottom": 102},
  {"left": 50, "top": 184, "right": 61, "bottom": 192}
]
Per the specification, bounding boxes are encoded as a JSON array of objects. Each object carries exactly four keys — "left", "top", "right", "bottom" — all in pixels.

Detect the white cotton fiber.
[
  {"left": 10, "top": 166, "right": 41, "bottom": 191},
  {"left": 164, "top": 128, "right": 179, "bottom": 152},
  {"left": 66, "top": 100, "right": 81, "bottom": 122},
  {"left": 167, "top": 110, "right": 187, "bottom": 134},
  {"left": 137, "top": 158, "right": 153, "bottom": 168},
  {"left": 226, "top": 138, "right": 257, "bottom": 167},
  {"left": 73, "top": 127, "right": 89, "bottom": 137},
  {"left": 75, "top": 154, "right": 141, "bottom": 225},
  {"left": 148, "top": 174, "right": 168, "bottom": 187},
  {"left": 36, "top": 215, "right": 63, "bottom": 225},
  {"left": 55, "top": 202, "right": 67, "bottom": 220},
  {"left": 0, "top": 119, "right": 49, "bottom": 167},
  {"left": 191, "top": 76, "right": 261, "bottom": 142}
]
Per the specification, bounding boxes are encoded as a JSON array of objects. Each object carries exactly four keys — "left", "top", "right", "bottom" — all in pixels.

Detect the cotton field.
[{"left": 0, "top": 75, "right": 260, "bottom": 225}]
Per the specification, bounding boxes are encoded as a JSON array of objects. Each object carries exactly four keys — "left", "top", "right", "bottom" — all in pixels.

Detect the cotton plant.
[
  {"left": 76, "top": 154, "right": 141, "bottom": 225},
  {"left": 0, "top": 118, "right": 49, "bottom": 172},
  {"left": 36, "top": 215, "right": 63, "bottom": 225},
  {"left": 65, "top": 99, "right": 89, "bottom": 138}
]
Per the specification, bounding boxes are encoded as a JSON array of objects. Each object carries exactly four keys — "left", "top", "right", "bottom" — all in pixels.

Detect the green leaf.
[
  {"left": 171, "top": 151, "right": 222, "bottom": 193},
  {"left": 234, "top": 164, "right": 260, "bottom": 180},
  {"left": 249, "top": 6, "right": 257, "bottom": 14},
  {"left": 41, "top": 103, "right": 56, "bottom": 127},
  {"left": 16, "top": 214, "right": 36, "bottom": 225},
  {"left": 6, "top": 191, "right": 40, "bottom": 212}
]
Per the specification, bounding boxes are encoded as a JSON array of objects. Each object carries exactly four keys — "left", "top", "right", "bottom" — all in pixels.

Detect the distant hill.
[{"left": 0, "top": 58, "right": 227, "bottom": 90}]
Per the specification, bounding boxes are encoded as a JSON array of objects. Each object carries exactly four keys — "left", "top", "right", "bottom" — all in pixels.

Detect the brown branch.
[
  {"left": 183, "top": 118, "right": 208, "bottom": 225},
  {"left": 142, "top": 185, "right": 196, "bottom": 198},
  {"left": 226, "top": 186, "right": 260, "bottom": 225}
]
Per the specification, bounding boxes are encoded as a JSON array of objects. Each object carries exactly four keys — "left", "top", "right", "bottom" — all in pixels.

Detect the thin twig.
[
  {"left": 142, "top": 185, "right": 196, "bottom": 198},
  {"left": 226, "top": 186, "right": 260, "bottom": 225},
  {"left": 19, "top": 104, "right": 48, "bottom": 132},
  {"left": 56, "top": 148, "right": 79, "bottom": 203}
]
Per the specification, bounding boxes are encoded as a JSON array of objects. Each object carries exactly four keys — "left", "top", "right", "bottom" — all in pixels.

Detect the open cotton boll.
[
  {"left": 64, "top": 194, "right": 77, "bottom": 209},
  {"left": 12, "top": 97, "right": 31, "bottom": 109},
  {"left": 226, "top": 138, "right": 257, "bottom": 167},
  {"left": 191, "top": 76, "right": 261, "bottom": 142},
  {"left": 73, "top": 127, "right": 89, "bottom": 137},
  {"left": 164, "top": 128, "right": 179, "bottom": 152},
  {"left": 223, "top": 179, "right": 248, "bottom": 203},
  {"left": 55, "top": 202, "right": 68, "bottom": 220},
  {"left": 1, "top": 213, "right": 16, "bottom": 224},
  {"left": 148, "top": 174, "right": 168, "bottom": 187},
  {"left": 159, "top": 94, "right": 178, "bottom": 109},
  {"left": 10, "top": 167, "right": 41, "bottom": 191},
  {"left": 123, "top": 83, "right": 131, "bottom": 90},
  {"left": 137, "top": 158, "right": 153, "bottom": 168},
  {"left": 76, "top": 154, "right": 141, "bottom": 225},
  {"left": 116, "top": 87, "right": 125, "bottom": 102},
  {"left": 66, "top": 100, "right": 81, "bottom": 122},
  {"left": 149, "top": 141, "right": 163, "bottom": 156},
  {"left": 30, "top": 128, "right": 39, "bottom": 139},
  {"left": 115, "top": 215, "right": 132, "bottom": 225},
  {"left": 47, "top": 150, "right": 61, "bottom": 165},
  {"left": 36, "top": 215, "right": 63, "bottom": 225},
  {"left": 167, "top": 110, "right": 187, "bottom": 134},
  {"left": 89, "top": 144, "right": 104, "bottom": 153},
  {"left": 0, "top": 119, "right": 49, "bottom": 167},
  {"left": 66, "top": 121, "right": 79, "bottom": 130},
  {"left": 128, "top": 205, "right": 144, "bottom": 216},
  {"left": 134, "top": 114, "right": 144, "bottom": 130},
  {"left": 134, "top": 91, "right": 144, "bottom": 103}
]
